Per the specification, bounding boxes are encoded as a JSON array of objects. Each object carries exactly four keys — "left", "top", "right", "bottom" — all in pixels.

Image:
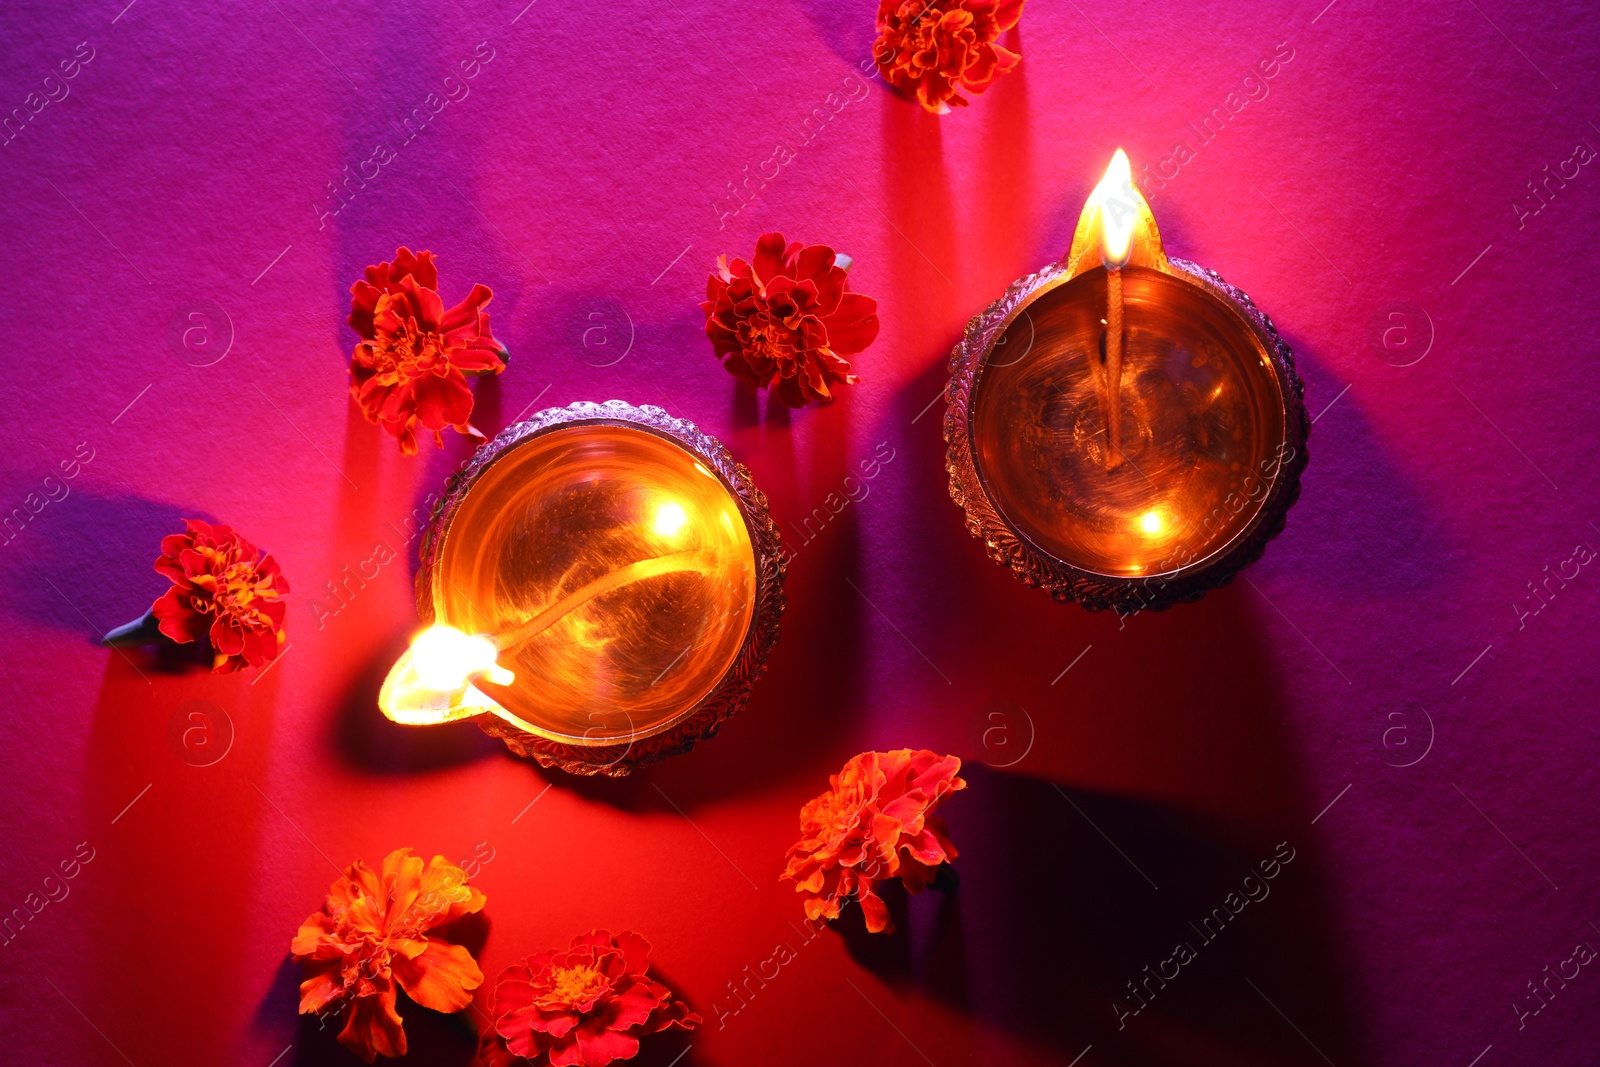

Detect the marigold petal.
[
  {"left": 290, "top": 912, "right": 338, "bottom": 958},
  {"left": 393, "top": 939, "right": 483, "bottom": 1013},
  {"left": 440, "top": 283, "right": 495, "bottom": 333},
  {"left": 858, "top": 884, "right": 894, "bottom": 934},
  {"left": 548, "top": 1034, "right": 587, "bottom": 1067},
  {"left": 824, "top": 293, "right": 881, "bottom": 355},
  {"left": 297, "top": 960, "right": 346, "bottom": 1014},
  {"left": 611, "top": 930, "right": 651, "bottom": 976},
  {"left": 338, "top": 983, "right": 407, "bottom": 1063},
  {"left": 329, "top": 859, "right": 384, "bottom": 914},
  {"left": 573, "top": 1022, "right": 640, "bottom": 1067},
  {"left": 416, "top": 855, "right": 487, "bottom": 926},
  {"left": 601, "top": 977, "right": 663, "bottom": 1032},
  {"left": 750, "top": 233, "right": 789, "bottom": 286},
  {"left": 411, "top": 370, "right": 475, "bottom": 431},
  {"left": 152, "top": 588, "right": 207, "bottom": 644},
  {"left": 646, "top": 997, "right": 702, "bottom": 1033}
]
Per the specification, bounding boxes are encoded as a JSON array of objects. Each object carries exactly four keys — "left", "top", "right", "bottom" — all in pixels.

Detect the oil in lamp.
[
  {"left": 945, "top": 151, "right": 1309, "bottom": 613},
  {"left": 379, "top": 401, "right": 785, "bottom": 775}
]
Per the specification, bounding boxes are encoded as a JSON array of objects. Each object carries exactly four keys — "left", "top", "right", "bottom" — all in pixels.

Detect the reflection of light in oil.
[
  {"left": 1139, "top": 510, "right": 1164, "bottom": 535},
  {"left": 652, "top": 500, "right": 689, "bottom": 537},
  {"left": 652, "top": 501, "right": 689, "bottom": 537}
]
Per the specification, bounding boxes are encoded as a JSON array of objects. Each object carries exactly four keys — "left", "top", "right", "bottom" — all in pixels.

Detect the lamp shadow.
[
  {"left": 1268, "top": 328, "right": 1465, "bottom": 599},
  {"left": 850, "top": 279, "right": 1377, "bottom": 1064},
  {"left": 829, "top": 765, "right": 1358, "bottom": 1065},
  {"left": 331, "top": 622, "right": 505, "bottom": 774}
]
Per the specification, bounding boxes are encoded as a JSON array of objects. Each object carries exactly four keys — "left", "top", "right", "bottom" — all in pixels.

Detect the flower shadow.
[
  {"left": 0, "top": 488, "right": 196, "bottom": 639},
  {"left": 792, "top": 0, "right": 880, "bottom": 77}
]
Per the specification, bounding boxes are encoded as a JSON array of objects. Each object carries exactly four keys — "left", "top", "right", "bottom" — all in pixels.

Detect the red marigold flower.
[
  {"left": 348, "top": 246, "right": 507, "bottom": 455},
  {"left": 292, "top": 848, "right": 487, "bottom": 1062},
  {"left": 151, "top": 518, "right": 288, "bottom": 673},
  {"left": 781, "top": 749, "right": 966, "bottom": 933},
  {"left": 483, "top": 930, "right": 699, "bottom": 1067},
  {"left": 873, "top": 0, "right": 1025, "bottom": 114},
  {"left": 701, "top": 233, "right": 878, "bottom": 408}
]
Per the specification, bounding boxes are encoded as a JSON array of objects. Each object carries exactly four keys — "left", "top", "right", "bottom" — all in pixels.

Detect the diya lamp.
[
  {"left": 379, "top": 401, "right": 785, "bottom": 775},
  {"left": 945, "top": 150, "right": 1309, "bottom": 613}
]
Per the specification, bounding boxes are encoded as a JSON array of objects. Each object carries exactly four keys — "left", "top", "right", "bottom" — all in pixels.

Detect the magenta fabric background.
[{"left": 2, "top": 0, "right": 1597, "bottom": 1064}]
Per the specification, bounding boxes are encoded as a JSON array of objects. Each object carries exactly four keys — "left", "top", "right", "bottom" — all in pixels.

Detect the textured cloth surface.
[{"left": 1, "top": 1, "right": 1596, "bottom": 1064}]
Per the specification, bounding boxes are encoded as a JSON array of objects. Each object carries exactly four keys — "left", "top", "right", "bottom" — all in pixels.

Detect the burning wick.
[
  {"left": 1096, "top": 149, "right": 1137, "bottom": 472},
  {"left": 379, "top": 623, "right": 516, "bottom": 728},
  {"left": 410, "top": 625, "right": 514, "bottom": 691}
]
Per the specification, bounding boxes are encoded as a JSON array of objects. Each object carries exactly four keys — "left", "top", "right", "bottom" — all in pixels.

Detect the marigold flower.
[
  {"left": 348, "top": 246, "right": 507, "bottom": 455},
  {"left": 151, "top": 518, "right": 288, "bottom": 673},
  {"left": 873, "top": 0, "right": 1025, "bottom": 113},
  {"left": 292, "top": 848, "right": 487, "bottom": 1062},
  {"left": 781, "top": 749, "right": 966, "bottom": 933},
  {"left": 481, "top": 930, "right": 699, "bottom": 1067},
  {"left": 701, "top": 233, "right": 878, "bottom": 407}
]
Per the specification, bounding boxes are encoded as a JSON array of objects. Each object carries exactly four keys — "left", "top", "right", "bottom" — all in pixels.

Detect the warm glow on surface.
[
  {"left": 1095, "top": 149, "right": 1137, "bottom": 268},
  {"left": 411, "top": 625, "right": 513, "bottom": 690},
  {"left": 1139, "top": 511, "right": 1164, "bottom": 535},
  {"left": 652, "top": 500, "right": 689, "bottom": 537}
]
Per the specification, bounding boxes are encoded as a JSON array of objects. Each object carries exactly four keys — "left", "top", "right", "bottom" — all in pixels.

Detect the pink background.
[{"left": 2, "top": 0, "right": 1598, "bottom": 1064}]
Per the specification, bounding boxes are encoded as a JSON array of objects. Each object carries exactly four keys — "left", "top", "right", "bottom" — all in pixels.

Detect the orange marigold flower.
[
  {"left": 292, "top": 848, "right": 487, "bottom": 1062},
  {"left": 781, "top": 749, "right": 966, "bottom": 933},
  {"left": 701, "top": 232, "right": 878, "bottom": 408},
  {"left": 481, "top": 930, "right": 699, "bottom": 1067},
  {"left": 348, "top": 246, "right": 507, "bottom": 455},
  {"left": 151, "top": 518, "right": 288, "bottom": 673},
  {"left": 873, "top": 0, "right": 1025, "bottom": 114}
]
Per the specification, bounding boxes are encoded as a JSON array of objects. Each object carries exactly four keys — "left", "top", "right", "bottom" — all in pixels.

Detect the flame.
[
  {"left": 1094, "top": 149, "right": 1138, "bottom": 268},
  {"left": 379, "top": 625, "right": 515, "bottom": 727},
  {"left": 411, "top": 625, "right": 513, "bottom": 689}
]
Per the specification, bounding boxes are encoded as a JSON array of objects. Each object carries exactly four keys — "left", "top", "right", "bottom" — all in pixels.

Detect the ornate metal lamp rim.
[
  {"left": 943, "top": 259, "right": 1310, "bottom": 614},
  {"left": 415, "top": 399, "right": 787, "bottom": 773}
]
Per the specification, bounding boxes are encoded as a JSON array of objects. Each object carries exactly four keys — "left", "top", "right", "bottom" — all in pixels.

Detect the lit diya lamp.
[
  {"left": 945, "top": 151, "right": 1309, "bottom": 613},
  {"left": 379, "top": 401, "right": 785, "bottom": 775}
]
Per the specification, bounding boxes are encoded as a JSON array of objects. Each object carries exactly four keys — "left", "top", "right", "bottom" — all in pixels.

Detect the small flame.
[
  {"left": 1095, "top": 149, "right": 1138, "bottom": 268},
  {"left": 379, "top": 625, "right": 515, "bottom": 727},
  {"left": 411, "top": 625, "right": 513, "bottom": 690}
]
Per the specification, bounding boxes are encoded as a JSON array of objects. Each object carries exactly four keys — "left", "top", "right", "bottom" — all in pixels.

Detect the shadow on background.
[
  {"left": 331, "top": 622, "right": 504, "bottom": 775},
  {"left": 0, "top": 488, "right": 198, "bottom": 638},
  {"left": 794, "top": 0, "right": 878, "bottom": 73},
  {"left": 831, "top": 766, "right": 1357, "bottom": 1066}
]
